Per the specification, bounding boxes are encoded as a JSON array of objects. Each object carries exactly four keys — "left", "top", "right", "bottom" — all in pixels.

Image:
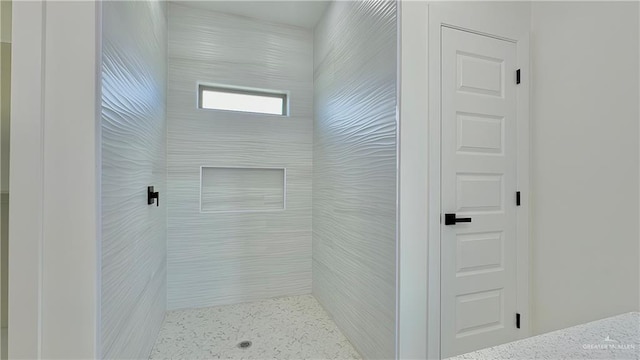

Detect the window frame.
[{"left": 197, "top": 84, "right": 289, "bottom": 116}]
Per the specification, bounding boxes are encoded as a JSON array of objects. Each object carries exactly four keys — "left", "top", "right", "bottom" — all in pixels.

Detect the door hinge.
[
  {"left": 516, "top": 313, "right": 521, "bottom": 329},
  {"left": 516, "top": 69, "right": 521, "bottom": 84},
  {"left": 516, "top": 191, "right": 521, "bottom": 206}
]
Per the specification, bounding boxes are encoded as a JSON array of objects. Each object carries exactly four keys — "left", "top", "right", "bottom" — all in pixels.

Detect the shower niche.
[{"left": 200, "top": 167, "right": 286, "bottom": 213}]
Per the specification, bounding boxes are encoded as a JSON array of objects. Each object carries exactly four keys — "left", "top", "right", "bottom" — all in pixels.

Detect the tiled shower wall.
[
  {"left": 167, "top": 3, "right": 313, "bottom": 310},
  {"left": 101, "top": 1, "right": 167, "bottom": 358},
  {"left": 312, "top": 1, "right": 398, "bottom": 359}
]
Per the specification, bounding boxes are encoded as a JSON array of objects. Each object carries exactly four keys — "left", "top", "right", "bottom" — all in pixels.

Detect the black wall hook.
[{"left": 148, "top": 186, "right": 159, "bottom": 207}]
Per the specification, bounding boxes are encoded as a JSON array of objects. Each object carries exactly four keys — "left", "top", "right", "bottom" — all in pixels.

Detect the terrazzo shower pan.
[{"left": 149, "top": 295, "right": 362, "bottom": 360}]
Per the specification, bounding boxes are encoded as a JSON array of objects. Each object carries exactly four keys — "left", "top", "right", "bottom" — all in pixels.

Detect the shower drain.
[{"left": 237, "top": 340, "right": 252, "bottom": 349}]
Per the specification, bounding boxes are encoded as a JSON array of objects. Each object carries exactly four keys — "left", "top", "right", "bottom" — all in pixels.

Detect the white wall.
[
  {"left": 397, "top": 1, "right": 429, "bottom": 358},
  {"left": 9, "top": 3, "right": 44, "bottom": 356},
  {"left": 0, "top": 0, "right": 10, "bottom": 193},
  {"left": 0, "top": 0, "right": 10, "bottom": 45},
  {"left": 0, "top": 36, "right": 9, "bottom": 360},
  {"left": 101, "top": 1, "right": 167, "bottom": 358},
  {"left": 10, "top": 1, "right": 100, "bottom": 357},
  {"left": 531, "top": 1, "right": 640, "bottom": 334},
  {"left": 167, "top": 3, "right": 313, "bottom": 310},
  {"left": 40, "top": 3, "right": 100, "bottom": 356},
  {"left": 313, "top": 1, "right": 397, "bottom": 358},
  {"left": 0, "top": 2, "right": 9, "bottom": 358}
]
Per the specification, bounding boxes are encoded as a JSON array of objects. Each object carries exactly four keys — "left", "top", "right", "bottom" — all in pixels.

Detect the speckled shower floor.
[{"left": 149, "top": 295, "right": 362, "bottom": 359}]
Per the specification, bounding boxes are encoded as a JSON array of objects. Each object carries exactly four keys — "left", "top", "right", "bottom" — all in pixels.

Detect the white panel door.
[{"left": 441, "top": 27, "right": 518, "bottom": 357}]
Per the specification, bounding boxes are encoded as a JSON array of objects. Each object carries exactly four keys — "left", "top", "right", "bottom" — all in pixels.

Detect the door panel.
[
  {"left": 457, "top": 52, "right": 504, "bottom": 97},
  {"left": 441, "top": 27, "right": 518, "bottom": 357},
  {"left": 456, "top": 112, "right": 504, "bottom": 155},
  {"left": 456, "top": 231, "right": 503, "bottom": 275}
]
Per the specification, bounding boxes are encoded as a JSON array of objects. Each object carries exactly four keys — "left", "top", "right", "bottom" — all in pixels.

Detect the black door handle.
[{"left": 444, "top": 213, "right": 472, "bottom": 225}]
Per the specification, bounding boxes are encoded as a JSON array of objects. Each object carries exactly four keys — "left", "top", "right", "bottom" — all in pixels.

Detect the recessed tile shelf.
[{"left": 200, "top": 166, "right": 286, "bottom": 213}]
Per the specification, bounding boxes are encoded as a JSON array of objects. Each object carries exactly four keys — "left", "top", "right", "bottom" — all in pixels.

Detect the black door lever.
[
  {"left": 148, "top": 186, "right": 159, "bottom": 207},
  {"left": 444, "top": 213, "right": 471, "bottom": 225}
]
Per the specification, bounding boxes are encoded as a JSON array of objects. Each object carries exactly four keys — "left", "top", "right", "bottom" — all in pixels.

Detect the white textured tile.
[
  {"left": 312, "top": 1, "right": 397, "bottom": 359},
  {"left": 167, "top": 3, "right": 313, "bottom": 310},
  {"left": 449, "top": 312, "right": 640, "bottom": 360},
  {"left": 101, "top": 1, "right": 167, "bottom": 359},
  {"left": 149, "top": 295, "right": 362, "bottom": 360}
]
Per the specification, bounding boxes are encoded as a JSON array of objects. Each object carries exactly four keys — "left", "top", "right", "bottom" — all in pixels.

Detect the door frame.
[{"left": 426, "top": 3, "right": 531, "bottom": 358}]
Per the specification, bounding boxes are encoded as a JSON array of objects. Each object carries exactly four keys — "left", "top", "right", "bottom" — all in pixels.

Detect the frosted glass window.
[{"left": 199, "top": 85, "right": 287, "bottom": 116}]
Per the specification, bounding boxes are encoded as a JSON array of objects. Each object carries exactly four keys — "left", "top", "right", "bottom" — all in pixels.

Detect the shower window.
[{"left": 198, "top": 84, "right": 288, "bottom": 116}]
